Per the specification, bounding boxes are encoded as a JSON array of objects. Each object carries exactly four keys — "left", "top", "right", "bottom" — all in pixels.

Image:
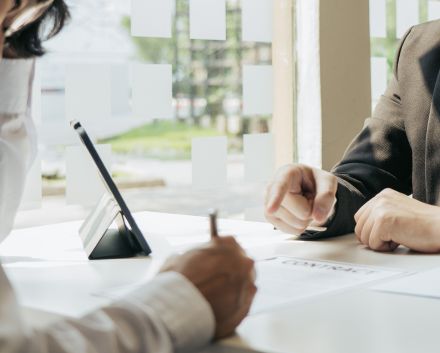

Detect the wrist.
[
  {"left": 427, "top": 208, "right": 440, "bottom": 252},
  {"left": 324, "top": 203, "right": 337, "bottom": 225},
  {"left": 314, "top": 199, "right": 337, "bottom": 227}
]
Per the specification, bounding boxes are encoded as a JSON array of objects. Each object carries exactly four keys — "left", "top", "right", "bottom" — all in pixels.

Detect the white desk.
[{"left": 1, "top": 212, "right": 440, "bottom": 353}]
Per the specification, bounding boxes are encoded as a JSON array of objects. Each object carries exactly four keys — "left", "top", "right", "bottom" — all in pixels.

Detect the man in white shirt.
[
  {"left": 1, "top": 235, "right": 256, "bottom": 353},
  {"left": 0, "top": 1, "right": 257, "bottom": 352}
]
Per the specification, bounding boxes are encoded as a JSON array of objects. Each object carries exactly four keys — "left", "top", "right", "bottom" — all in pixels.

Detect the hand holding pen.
[{"left": 161, "top": 208, "right": 257, "bottom": 339}]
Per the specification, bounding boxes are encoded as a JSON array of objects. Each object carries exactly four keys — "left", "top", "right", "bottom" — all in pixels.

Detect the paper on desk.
[
  {"left": 98, "top": 256, "right": 404, "bottom": 317},
  {"left": 251, "top": 256, "right": 402, "bottom": 315},
  {"left": 373, "top": 268, "right": 440, "bottom": 299}
]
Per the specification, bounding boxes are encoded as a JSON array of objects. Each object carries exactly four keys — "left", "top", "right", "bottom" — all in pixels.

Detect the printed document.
[
  {"left": 373, "top": 267, "right": 440, "bottom": 299},
  {"left": 251, "top": 256, "right": 402, "bottom": 314}
]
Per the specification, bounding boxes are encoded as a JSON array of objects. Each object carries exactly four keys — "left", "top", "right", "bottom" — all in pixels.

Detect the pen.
[{"left": 209, "top": 209, "right": 219, "bottom": 239}]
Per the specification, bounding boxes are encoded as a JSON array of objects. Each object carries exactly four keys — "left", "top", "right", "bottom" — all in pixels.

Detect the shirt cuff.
[
  {"left": 300, "top": 177, "right": 359, "bottom": 240},
  {"left": 126, "top": 272, "right": 215, "bottom": 352}
]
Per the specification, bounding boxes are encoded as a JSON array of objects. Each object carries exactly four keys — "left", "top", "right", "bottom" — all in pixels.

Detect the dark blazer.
[{"left": 302, "top": 20, "right": 440, "bottom": 239}]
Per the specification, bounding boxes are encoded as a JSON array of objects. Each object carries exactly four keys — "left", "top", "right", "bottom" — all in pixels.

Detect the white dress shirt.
[{"left": 0, "top": 59, "right": 215, "bottom": 353}]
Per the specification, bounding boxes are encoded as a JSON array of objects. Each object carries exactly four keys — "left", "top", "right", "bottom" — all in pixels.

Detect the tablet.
[{"left": 71, "top": 120, "right": 151, "bottom": 257}]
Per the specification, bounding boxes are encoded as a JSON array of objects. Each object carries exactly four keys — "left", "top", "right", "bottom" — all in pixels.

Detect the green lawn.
[{"left": 100, "top": 121, "right": 224, "bottom": 160}]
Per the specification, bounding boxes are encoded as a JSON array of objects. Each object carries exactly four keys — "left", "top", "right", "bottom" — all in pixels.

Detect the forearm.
[
  {"left": 301, "top": 29, "right": 416, "bottom": 240},
  {"left": 300, "top": 117, "right": 413, "bottom": 240}
]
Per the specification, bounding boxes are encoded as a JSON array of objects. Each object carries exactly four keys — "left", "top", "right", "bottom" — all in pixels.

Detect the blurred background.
[{"left": 15, "top": 0, "right": 440, "bottom": 228}]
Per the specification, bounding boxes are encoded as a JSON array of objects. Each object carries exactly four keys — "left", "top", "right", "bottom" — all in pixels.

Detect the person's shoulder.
[
  {"left": 396, "top": 21, "right": 440, "bottom": 96},
  {"left": 406, "top": 20, "right": 440, "bottom": 49},
  {"left": 412, "top": 19, "right": 440, "bottom": 34},
  {"left": 396, "top": 20, "right": 440, "bottom": 75}
]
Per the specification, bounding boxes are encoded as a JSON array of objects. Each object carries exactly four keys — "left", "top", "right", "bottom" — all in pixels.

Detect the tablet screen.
[{"left": 71, "top": 120, "right": 151, "bottom": 256}]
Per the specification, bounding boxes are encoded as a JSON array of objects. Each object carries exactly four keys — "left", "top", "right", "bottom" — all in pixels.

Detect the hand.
[
  {"left": 354, "top": 188, "right": 440, "bottom": 253},
  {"left": 264, "top": 164, "right": 338, "bottom": 235},
  {"left": 160, "top": 236, "right": 257, "bottom": 339}
]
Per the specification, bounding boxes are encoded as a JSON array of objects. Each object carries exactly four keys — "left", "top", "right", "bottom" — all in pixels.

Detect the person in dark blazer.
[{"left": 265, "top": 20, "right": 440, "bottom": 253}]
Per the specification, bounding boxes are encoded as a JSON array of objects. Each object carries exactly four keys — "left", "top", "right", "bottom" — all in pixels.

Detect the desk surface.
[{"left": 1, "top": 212, "right": 440, "bottom": 353}]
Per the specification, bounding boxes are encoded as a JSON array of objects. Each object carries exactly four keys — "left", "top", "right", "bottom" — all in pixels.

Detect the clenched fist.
[
  {"left": 160, "top": 236, "right": 257, "bottom": 339},
  {"left": 265, "top": 164, "right": 338, "bottom": 235}
]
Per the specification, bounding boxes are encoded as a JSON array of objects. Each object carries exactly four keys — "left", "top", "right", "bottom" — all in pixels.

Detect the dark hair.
[{"left": 5, "top": 0, "right": 70, "bottom": 58}]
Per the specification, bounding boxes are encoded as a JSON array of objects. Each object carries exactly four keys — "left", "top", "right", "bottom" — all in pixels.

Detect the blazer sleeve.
[{"left": 301, "top": 28, "right": 414, "bottom": 240}]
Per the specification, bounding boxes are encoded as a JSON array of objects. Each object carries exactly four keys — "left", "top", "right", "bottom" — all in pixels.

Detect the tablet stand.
[{"left": 79, "top": 194, "right": 144, "bottom": 260}]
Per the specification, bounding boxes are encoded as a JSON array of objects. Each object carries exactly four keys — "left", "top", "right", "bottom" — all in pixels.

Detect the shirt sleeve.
[{"left": 1, "top": 267, "right": 215, "bottom": 353}]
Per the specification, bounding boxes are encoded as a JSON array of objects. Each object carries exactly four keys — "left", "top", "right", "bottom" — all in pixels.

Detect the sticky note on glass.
[
  {"left": 65, "top": 64, "right": 111, "bottom": 124},
  {"left": 131, "top": 64, "right": 173, "bottom": 120},
  {"left": 242, "top": 0, "right": 273, "bottom": 43},
  {"left": 41, "top": 91, "right": 65, "bottom": 124},
  {"left": 192, "top": 136, "right": 227, "bottom": 189},
  {"left": 111, "top": 64, "right": 130, "bottom": 116},
  {"left": 428, "top": 1, "right": 440, "bottom": 21},
  {"left": 66, "top": 145, "right": 112, "bottom": 206},
  {"left": 243, "top": 65, "right": 273, "bottom": 116},
  {"left": 20, "top": 156, "right": 42, "bottom": 210},
  {"left": 371, "top": 57, "right": 388, "bottom": 103},
  {"left": 245, "top": 207, "right": 267, "bottom": 223},
  {"left": 131, "top": 0, "right": 173, "bottom": 38},
  {"left": 244, "top": 133, "right": 275, "bottom": 183},
  {"left": 396, "top": 0, "right": 419, "bottom": 38},
  {"left": 369, "top": 0, "right": 387, "bottom": 38},
  {"left": 190, "top": 0, "right": 226, "bottom": 40}
]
